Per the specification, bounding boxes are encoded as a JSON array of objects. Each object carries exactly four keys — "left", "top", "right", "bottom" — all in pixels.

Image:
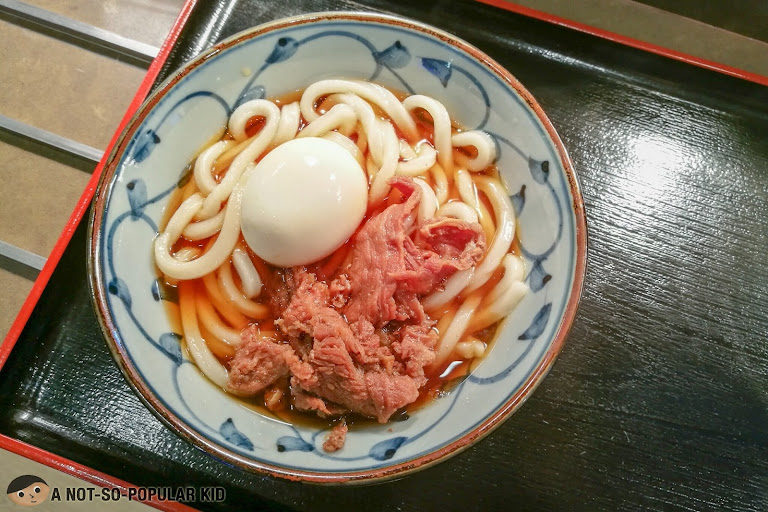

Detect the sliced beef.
[
  {"left": 297, "top": 336, "right": 375, "bottom": 416},
  {"left": 402, "top": 216, "right": 486, "bottom": 292},
  {"left": 228, "top": 328, "right": 295, "bottom": 396},
  {"left": 341, "top": 177, "right": 422, "bottom": 326},
  {"left": 278, "top": 271, "right": 379, "bottom": 366},
  {"left": 323, "top": 421, "right": 348, "bottom": 453},
  {"left": 264, "top": 267, "right": 298, "bottom": 316},
  {"left": 416, "top": 216, "right": 486, "bottom": 268},
  {"left": 328, "top": 274, "right": 351, "bottom": 308},
  {"left": 227, "top": 176, "right": 486, "bottom": 424},
  {"left": 291, "top": 379, "right": 346, "bottom": 417},
  {"left": 391, "top": 324, "right": 438, "bottom": 386},
  {"left": 343, "top": 177, "right": 485, "bottom": 326},
  {"left": 365, "top": 372, "right": 420, "bottom": 422}
]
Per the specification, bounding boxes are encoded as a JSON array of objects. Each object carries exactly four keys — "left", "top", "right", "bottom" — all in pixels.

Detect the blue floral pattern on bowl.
[{"left": 90, "top": 12, "right": 585, "bottom": 482}]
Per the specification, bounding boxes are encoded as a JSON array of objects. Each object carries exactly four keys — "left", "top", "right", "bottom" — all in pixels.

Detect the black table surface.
[{"left": 1, "top": 0, "right": 767, "bottom": 510}]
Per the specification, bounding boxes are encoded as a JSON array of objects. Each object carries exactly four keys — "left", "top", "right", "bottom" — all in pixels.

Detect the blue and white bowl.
[{"left": 89, "top": 11, "right": 587, "bottom": 483}]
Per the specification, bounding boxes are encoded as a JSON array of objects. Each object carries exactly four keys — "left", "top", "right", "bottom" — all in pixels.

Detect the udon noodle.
[{"left": 154, "top": 79, "right": 529, "bottom": 428}]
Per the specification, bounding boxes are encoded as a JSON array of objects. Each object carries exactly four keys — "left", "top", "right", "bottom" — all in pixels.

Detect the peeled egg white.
[{"left": 240, "top": 137, "right": 367, "bottom": 267}]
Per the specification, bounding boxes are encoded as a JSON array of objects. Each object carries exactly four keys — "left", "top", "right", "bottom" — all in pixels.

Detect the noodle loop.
[
  {"left": 300, "top": 79, "right": 418, "bottom": 140},
  {"left": 452, "top": 131, "right": 497, "bottom": 171},
  {"left": 403, "top": 95, "right": 453, "bottom": 172}
]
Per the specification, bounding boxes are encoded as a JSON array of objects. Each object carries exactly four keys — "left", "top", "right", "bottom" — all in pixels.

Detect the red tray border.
[
  {"left": 1, "top": 0, "right": 766, "bottom": 510},
  {"left": 477, "top": 0, "right": 768, "bottom": 88}
]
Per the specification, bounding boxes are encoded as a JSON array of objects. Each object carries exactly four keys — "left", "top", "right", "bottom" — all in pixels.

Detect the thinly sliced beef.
[
  {"left": 323, "top": 421, "right": 348, "bottom": 453},
  {"left": 343, "top": 177, "right": 485, "bottom": 326},
  {"left": 416, "top": 216, "right": 487, "bottom": 266},
  {"left": 291, "top": 379, "right": 347, "bottom": 417},
  {"left": 278, "top": 271, "right": 379, "bottom": 366},
  {"left": 365, "top": 372, "right": 420, "bottom": 421},
  {"left": 228, "top": 328, "right": 295, "bottom": 396},
  {"left": 264, "top": 267, "right": 298, "bottom": 316},
  {"left": 392, "top": 324, "right": 438, "bottom": 384},
  {"left": 228, "top": 176, "right": 486, "bottom": 428}
]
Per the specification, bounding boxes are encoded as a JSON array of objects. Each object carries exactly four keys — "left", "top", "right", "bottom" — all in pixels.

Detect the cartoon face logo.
[{"left": 6, "top": 475, "right": 50, "bottom": 507}]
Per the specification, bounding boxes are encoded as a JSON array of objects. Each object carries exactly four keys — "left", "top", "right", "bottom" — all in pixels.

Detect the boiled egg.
[{"left": 240, "top": 137, "right": 367, "bottom": 267}]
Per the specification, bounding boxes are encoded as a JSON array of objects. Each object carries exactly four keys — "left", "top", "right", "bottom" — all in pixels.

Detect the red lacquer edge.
[
  {"left": 0, "top": 1, "right": 199, "bottom": 510},
  {"left": 0, "top": 437, "right": 198, "bottom": 512},
  {"left": 476, "top": 0, "right": 768, "bottom": 88}
]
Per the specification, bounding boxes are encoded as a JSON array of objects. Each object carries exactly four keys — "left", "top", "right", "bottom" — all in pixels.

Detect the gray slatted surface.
[{"left": 0, "top": 1, "right": 153, "bottom": 280}]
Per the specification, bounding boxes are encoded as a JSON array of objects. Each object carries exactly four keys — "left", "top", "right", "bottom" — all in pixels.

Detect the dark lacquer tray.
[{"left": 2, "top": 0, "right": 767, "bottom": 510}]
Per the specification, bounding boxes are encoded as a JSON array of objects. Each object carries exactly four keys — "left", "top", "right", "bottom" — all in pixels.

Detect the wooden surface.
[{"left": 0, "top": 0, "right": 767, "bottom": 510}]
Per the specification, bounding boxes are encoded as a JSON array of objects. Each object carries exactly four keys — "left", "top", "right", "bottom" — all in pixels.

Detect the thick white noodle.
[
  {"left": 413, "top": 177, "right": 437, "bottom": 224},
  {"left": 300, "top": 80, "right": 418, "bottom": 140},
  {"left": 484, "top": 282, "right": 529, "bottom": 326},
  {"left": 331, "top": 93, "right": 384, "bottom": 164},
  {"left": 196, "top": 294, "right": 243, "bottom": 346},
  {"left": 468, "top": 253, "right": 528, "bottom": 331},
  {"left": 368, "top": 119, "right": 400, "bottom": 204},
  {"left": 174, "top": 247, "right": 201, "bottom": 261},
  {"left": 455, "top": 168, "right": 479, "bottom": 210},
  {"left": 156, "top": 192, "right": 204, "bottom": 261},
  {"left": 163, "top": 247, "right": 200, "bottom": 286},
  {"left": 232, "top": 246, "right": 262, "bottom": 299},
  {"left": 423, "top": 202, "right": 483, "bottom": 311},
  {"left": 396, "top": 141, "right": 437, "bottom": 177},
  {"left": 197, "top": 100, "right": 279, "bottom": 219},
  {"left": 322, "top": 131, "right": 363, "bottom": 166},
  {"left": 228, "top": 99, "right": 275, "bottom": 140},
  {"left": 365, "top": 153, "right": 378, "bottom": 181},
  {"left": 438, "top": 201, "right": 479, "bottom": 223},
  {"left": 399, "top": 139, "right": 416, "bottom": 159},
  {"left": 452, "top": 130, "right": 496, "bottom": 172},
  {"left": 430, "top": 163, "right": 449, "bottom": 205},
  {"left": 272, "top": 101, "right": 300, "bottom": 146},
  {"left": 179, "top": 284, "right": 228, "bottom": 388},
  {"left": 194, "top": 140, "right": 232, "bottom": 195},
  {"left": 182, "top": 209, "right": 224, "bottom": 240},
  {"left": 466, "top": 178, "right": 516, "bottom": 292},
  {"left": 455, "top": 339, "right": 486, "bottom": 359},
  {"left": 297, "top": 103, "right": 357, "bottom": 138},
  {"left": 487, "top": 253, "right": 525, "bottom": 303},
  {"left": 218, "top": 260, "right": 269, "bottom": 318},
  {"left": 155, "top": 164, "right": 256, "bottom": 280},
  {"left": 402, "top": 94, "right": 453, "bottom": 172},
  {"left": 472, "top": 284, "right": 529, "bottom": 334},
  {"left": 423, "top": 267, "right": 474, "bottom": 311},
  {"left": 425, "top": 178, "right": 515, "bottom": 310},
  {"left": 434, "top": 294, "right": 482, "bottom": 367},
  {"left": 355, "top": 124, "right": 369, "bottom": 155}
]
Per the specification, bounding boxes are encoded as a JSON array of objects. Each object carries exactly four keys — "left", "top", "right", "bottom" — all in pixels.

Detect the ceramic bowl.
[{"left": 89, "top": 11, "right": 587, "bottom": 483}]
